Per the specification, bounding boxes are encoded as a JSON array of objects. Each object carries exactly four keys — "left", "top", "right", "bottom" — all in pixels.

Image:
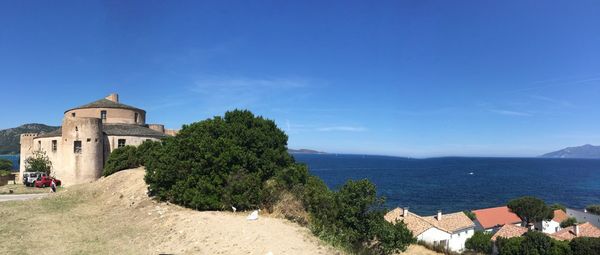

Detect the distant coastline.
[
  {"left": 288, "top": 149, "right": 327, "bottom": 154},
  {"left": 0, "top": 154, "right": 19, "bottom": 171}
]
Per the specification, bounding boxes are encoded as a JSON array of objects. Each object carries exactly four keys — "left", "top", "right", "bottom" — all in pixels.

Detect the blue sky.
[{"left": 1, "top": 1, "right": 600, "bottom": 157}]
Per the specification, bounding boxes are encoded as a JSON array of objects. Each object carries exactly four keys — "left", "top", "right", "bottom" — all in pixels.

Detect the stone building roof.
[
  {"left": 65, "top": 99, "right": 145, "bottom": 113},
  {"left": 491, "top": 224, "right": 528, "bottom": 241},
  {"left": 552, "top": 209, "right": 568, "bottom": 223},
  {"left": 550, "top": 222, "right": 600, "bottom": 241},
  {"left": 103, "top": 124, "right": 167, "bottom": 138},
  {"left": 34, "top": 124, "right": 167, "bottom": 139},
  {"left": 385, "top": 207, "right": 475, "bottom": 236}
]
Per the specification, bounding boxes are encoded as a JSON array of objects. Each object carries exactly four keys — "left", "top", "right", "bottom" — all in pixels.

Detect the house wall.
[
  {"left": 537, "top": 220, "right": 561, "bottom": 234},
  {"left": 448, "top": 228, "right": 474, "bottom": 252},
  {"left": 57, "top": 116, "right": 104, "bottom": 186},
  {"left": 417, "top": 228, "right": 451, "bottom": 248},
  {"left": 567, "top": 208, "right": 600, "bottom": 228},
  {"left": 64, "top": 108, "right": 146, "bottom": 125},
  {"left": 32, "top": 136, "right": 63, "bottom": 178}
]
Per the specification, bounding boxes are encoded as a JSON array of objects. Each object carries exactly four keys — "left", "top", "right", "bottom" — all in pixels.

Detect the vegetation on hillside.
[
  {"left": 140, "top": 110, "right": 414, "bottom": 254},
  {"left": 465, "top": 231, "right": 493, "bottom": 254},
  {"left": 560, "top": 217, "right": 578, "bottom": 228},
  {"left": 0, "top": 123, "right": 59, "bottom": 154},
  {"left": 0, "top": 159, "right": 12, "bottom": 176},
  {"left": 24, "top": 150, "right": 52, "bottom": 175},
  {"left": 586, "top": 204, "right": 600, "bottom": 215}
]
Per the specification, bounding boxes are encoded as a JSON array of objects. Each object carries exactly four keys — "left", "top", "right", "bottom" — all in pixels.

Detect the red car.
[{"left": 34, "top": 175, "right": 61, "bottom": 188}]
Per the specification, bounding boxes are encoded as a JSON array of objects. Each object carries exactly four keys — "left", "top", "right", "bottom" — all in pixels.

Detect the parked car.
[
  {"left": 22, "top": 172, "right": 44, "bottom": 187},
  {"left": 34, "top": 175, "right": 61, "bottom": 188}
]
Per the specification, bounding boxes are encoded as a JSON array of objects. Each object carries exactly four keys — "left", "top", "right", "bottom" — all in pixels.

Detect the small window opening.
[
  {"left": 75, "top": 126, "right": 78, "bottom": 131},
  {"left": 87, "top": 138, "right": 91, "bottom": 142},
  {"left": 118, "top": 139, "right": 126, "bottom": 148},
  {"left": 135, "top": 113, "right": 139, "bottom": 123},
  {"left": 74, "top": 141, "right": 82, "bottom": 154},
  {"left": 95, "top": 138, "right": 98, "bottom": 142},
  {"left": 52, "top": 140, "right": 57, "bottom": 152},
  {"left": 71, "top": 112, "right": 76, "bottom": 117},
  {"left": 100, "top": 110, "right": 107, "bottom": 122},
  {"left": 38, "top": 141, "right": 41, "bottom": 150}
]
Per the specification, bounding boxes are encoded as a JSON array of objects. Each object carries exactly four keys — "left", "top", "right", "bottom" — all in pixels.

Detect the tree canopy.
[
  {"left": 24, "top": 150, "right": 52, "bottom": 175},
  {"left": 507, "top": 196, "right": 553, "bottom": 226},
  {"left": 0, "top": 158, "right": 12, "bottom": 171}
]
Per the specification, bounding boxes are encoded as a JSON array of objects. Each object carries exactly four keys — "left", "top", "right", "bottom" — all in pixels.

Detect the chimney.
[
  {"left": 105, "top": 93, "right": 119, "bottom": 103},
  {"left": 403, "top": 207, "right": 409, "bottom": 217},
  {"left": 584, "top": 209, "right": 588, "bottom": 213},
  {"left": 437, "top": 210, "right": 442, "bottom": 221},
  {"left": 574, "top": 223, "right": 579, "bottom": 236}
]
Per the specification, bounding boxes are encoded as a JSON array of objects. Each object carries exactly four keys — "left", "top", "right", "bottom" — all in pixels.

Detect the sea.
[
  {"left": 0, "top": 155, "right": 19, "bottom": 171},
  {"left": 293, "top": 154, "right": 600, "bottom": 216}
]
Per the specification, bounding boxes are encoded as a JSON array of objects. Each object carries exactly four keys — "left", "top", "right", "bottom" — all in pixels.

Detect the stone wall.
[
  {"left": 64, "top": 108, "right": 146, "bottom": 125},
  {"left": 106, "top": 135, "right": 161, "bottom": 153},
  {"left": 58, "top": 117, "right": 104, "bottom": 186},
  {"left": 17, "top": 133, "right": 37, "bottom": 184}
]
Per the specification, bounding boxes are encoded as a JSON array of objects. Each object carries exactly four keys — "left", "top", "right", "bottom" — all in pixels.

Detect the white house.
[
  {"left": 385, "top": 207, "right": 475, "bottom": 252},
  {"left": 535, "top": 209, "right": 568, "bottom": 234},
  {"left": 566, "top": 208, "right": 600, "bottom": 228}
]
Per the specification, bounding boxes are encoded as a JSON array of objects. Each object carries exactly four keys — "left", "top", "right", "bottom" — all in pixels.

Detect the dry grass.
[{"left": 0, "top": 183, "right": 61, "bottom": 195}]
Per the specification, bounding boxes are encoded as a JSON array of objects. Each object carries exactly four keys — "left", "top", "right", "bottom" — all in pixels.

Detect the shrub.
[
  {"left": 497, "top": 237, "right": 523, "bottom": 255},
  {"left": 135, "top": 140, "right": 162, "bottom": 166},
  {"left": 560, "top": 217, "right": 577, "bottom": 228},
  {"left": 0, "top": 170, "right": 11, "bottom": 177},
  {"left": 586, "top": 205, "right": 600, "bottom": 215},
  {"left": 0, "top": 158, "right": 12, "bottom": 171},
  {"left": 550, "top": 204, "right": 566, "bottom": 212},
  {"left": 569, "top": 237, "right": 600, "bottom": 255},
  {"left": 521, "top": 231, "right": 553, "bottom": 255},
  {"left": 103, "top": 146, "right": 139, "bottom": 176},
  {"left": 465, "top": 231, "right": 493, "bottom": 254},
  {"left": 144, "top": 110, "right": 415, "bottom": 254},
  {"left": 24, "top": 150, "right": 52, "bottom": 175},
  {"left": 463, "top": 210, "right": 476, "bottom": 220}
]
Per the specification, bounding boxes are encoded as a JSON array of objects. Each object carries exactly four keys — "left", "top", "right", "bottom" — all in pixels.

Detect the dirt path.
[{"left": 0, "top": 193, "right": 48, "bottom": 202}]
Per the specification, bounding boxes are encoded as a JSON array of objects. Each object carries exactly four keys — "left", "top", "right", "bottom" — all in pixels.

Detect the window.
[
  {"left": 71, "top": 112, "right": 76, "bottom": 117},
  {"left": 74, "top": 141, "right": 82, "bottom": 154},
  {"left": 118, "top": 139, "right": 126, "bottom": 148},
  {"left": 52, "top": 140, "right": 57, "bottom": 152},
  {"left": 38, "top": 141, "right": 41, "bottom": 150},
  {"left": 100, "top": 110, "right": 107, "bottom": 122},
  {"left": 87, "top": 138, "right": 91, "bottom": 142},
  {"left": 134, "top": 113, "right": 138, "bottom": 122}
]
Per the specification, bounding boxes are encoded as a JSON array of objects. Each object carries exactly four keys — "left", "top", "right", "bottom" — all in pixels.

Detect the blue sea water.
[
  {"left": 293, "top": 154, "right": 600, "bottom": 216},
  {"left": 0, "top": 155, "right": 19, "bottom": 171}
]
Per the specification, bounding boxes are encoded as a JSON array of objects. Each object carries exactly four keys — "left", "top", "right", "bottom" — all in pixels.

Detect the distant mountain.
[
  {"left": 288, "top": 149, "right": 327, "bottom": 154},
  {"left": 0, "top": 124, "right": 60, "bottom": 155},
  {"left": 540, "top": 144, "right": 600, "bottom": 159}
]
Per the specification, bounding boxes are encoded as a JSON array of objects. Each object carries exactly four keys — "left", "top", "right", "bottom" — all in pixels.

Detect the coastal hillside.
[
  {"left": 0, "top": 123, "right": 59, "bottom": 154},
  {"left": 540, "top": 144, "right": 600, "bottom": 159},
  {"left": 288, "top": 148, "right": 327, "bottom": 154}
]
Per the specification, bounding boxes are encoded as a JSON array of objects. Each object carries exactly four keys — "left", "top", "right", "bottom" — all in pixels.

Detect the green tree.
[
  {"left": 135, "top": 140, "right": 162, "bottom": 166},
  {"left": 585, "top": 205, "right": 600, "bottom": 215},
  {"left": 550, "top": 204, "right": 566, "bottom": 212},
  {"left": 497, "top": 237, "right": 524, "bottom": 255},
  {"left": 560, "top": 217, "right": 577, "bottom": 228},
  {"left": 103, "top": 146, "right": 139, "bottom": 176},
  {"left": 507, "top": 196, "right": 553, "bottom": 227},
  {"left": 463, "top": 210, "right": 477, "bottom": 220},
  {"left": 465, "top": 231, "right": 493, "bottom": 254},
  {"left": 520, "top": 231, "right": 553, "bottom": 255},
  {"left": 0, "top": 158, "right": 12, "bottom": 171},
  {"left": 569, "top": 237, "right": 600, "bottom": 255},
  {"left": 24, "top": 150, "right": 52, "bottom": 175}
]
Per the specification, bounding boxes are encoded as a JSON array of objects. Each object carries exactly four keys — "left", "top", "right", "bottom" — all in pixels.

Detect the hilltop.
[
  {"left": 0, "top": 123, "right": 59, "bottom": 154},
  {"left": 288, "top": 148, "right": 327, "bottom": 154},
  {"left": 540, "top": 144, "right": 600, "bottom": 159}
]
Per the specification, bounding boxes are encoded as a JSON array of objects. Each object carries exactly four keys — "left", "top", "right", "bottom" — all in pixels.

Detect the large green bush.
[
  {"left": 560, "top": 217, "right": 577, "bottom": 228},
  {"left": 144, "top": 110, "right": 414, "bottom": 254},
  {"left": 586, "top": 205, "right": 600, "bottom": 215},
  {"left": 497, "top": 236, "right": 524, "bottom": 255},
  {"left": 135, "top": 140, "right": 162, "bottom": 166},
  {"left": 0, "top": 158, "right": 12, "bottom": 171},
  {"left": 465, "top": 231, "right": 493, "bottom": 254},
  {"left": 103, "top": 146, "right": 139, "bottom": 176},
  {"left": 569, "top": 237, "right": 600, "bottom": 255}
]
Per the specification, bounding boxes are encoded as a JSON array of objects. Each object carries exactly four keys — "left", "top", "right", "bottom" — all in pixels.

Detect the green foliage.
[
  {"left": 550, "top": 204, "right": 566, "bottom": 212},
  {"left": 465, "top": 231, "right": 493, "bottom": 254},
  {"left": 497, "top": 237, "right": 524, "bottom": 255},
  {"left": 135, "top": 140, "right": 162, "bottom": 166},
  {"left": 144, "top": 110, "right": 415, "bottom": 254},
  {"left": 463, "top": 210, "right": 477, "bottom": 220},
  {"left": 569, "top": 237, "right": 600, "bottom": 255},
  {"left": 103, "top": 146, "right": 139, "bottom": 177},
  {"left": 0, "top": 158, "right": 12, "bottom": 171},
  {"left": 560, "top": 217, "right": 577, "bottom": 228},
  {"left": 507, "top": 196, "right": 553, "bottom": 226},
  {"left": 585, "top": 205, "right": 600, "bottom": 215},
  {"left": 0, "top": 170, "right": 11, "bottom": 176},
  {"left": 24, "top": 150, "right": 52, "bottom": 175}
]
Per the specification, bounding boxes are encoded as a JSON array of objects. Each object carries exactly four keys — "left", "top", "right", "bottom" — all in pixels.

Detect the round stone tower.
[{"left": 58, "top": 116, "right": 104, "bottom": 185}]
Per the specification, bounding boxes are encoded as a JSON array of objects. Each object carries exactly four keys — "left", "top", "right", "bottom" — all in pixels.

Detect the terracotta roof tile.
[
  {"left": 472, "top": 206, "right": 522, "bottom": 230},
  {"left": 385, "top": 208, "right": 475, "bottom": 236},
  {"left": 385, "top": 208, "right": 434, "bottom": 236},
  {"left": 550, "top": 222, "right": 600, "bottom": 241},
  {"left": 423, "top": 212, "right": 475, "bottom": 233},
  {"left": 491, "top": 224, "right": 528, "bottom": 241},
  {"left": 552, "top": 209, "right": 568, "bottom": 223}
]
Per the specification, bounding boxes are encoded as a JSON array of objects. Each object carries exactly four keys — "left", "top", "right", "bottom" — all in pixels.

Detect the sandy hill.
[{"left": 0, "top": 168, "right": 439, "bottom": 255}]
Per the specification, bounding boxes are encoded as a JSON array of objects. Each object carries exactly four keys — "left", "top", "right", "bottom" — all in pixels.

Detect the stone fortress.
[{"left": 19, "top": 93, "right": 177, "bottom": 186}]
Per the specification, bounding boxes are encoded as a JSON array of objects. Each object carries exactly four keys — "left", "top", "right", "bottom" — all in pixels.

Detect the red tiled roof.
[
  {"left": 472, "top": 206, "right": 522, "bottom": 230},
  {"left": 550, "top": 222, "right": 600, "bottom": 241},
  {"left": 552, "top": 209, "right": 568, "bottom": 223},
  {"left": 491, "top": 224, "right": 528, "bottom": 241}
]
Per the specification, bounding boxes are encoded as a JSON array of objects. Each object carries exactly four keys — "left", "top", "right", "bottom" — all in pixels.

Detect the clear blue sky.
[{"left": 1, "top": 1, "right": 599, "bottom": 157}]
